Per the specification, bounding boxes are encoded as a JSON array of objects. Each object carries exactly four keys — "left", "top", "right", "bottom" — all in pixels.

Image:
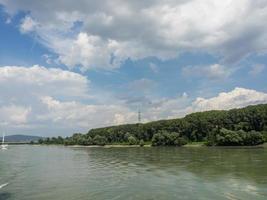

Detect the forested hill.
[
  {"left": 40, "top": 104, "right": 267, "bottom": 146},
  {"left": 1, "top": 135, "right": 43, "bottom": 143}
]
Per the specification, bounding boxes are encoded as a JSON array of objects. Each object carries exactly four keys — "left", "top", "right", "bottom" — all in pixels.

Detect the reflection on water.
[
  {"left": 0, "top": 192, "right": 12, "bottom": 200},
  {"left": 0, "top": 146, "right": 267, "bottom": 200}
]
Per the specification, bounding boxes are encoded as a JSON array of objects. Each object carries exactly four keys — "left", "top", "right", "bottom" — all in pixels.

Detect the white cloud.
[
  {"left": 249, "top": 64, "right": 265, "bottom": 75},
  {"left": 189, "top": 87, "right": 267, "bottom": 112},
  {"left": 39, "top": 96, "right": 136, "bottom": 128},
  {"left": 1, "top": 0, "right": 267, "bottom": 70},
  {"left": 0, "top": 65, "right": 90, "bottom": 99},
  {"left": 140, "top": 87, "right": 267, "bottom": 121},
  {"left": 0, "top": 65, "right": 137, "bottom": 135},
  {"left": 47, "top": 32, "right": 162, "bottom": 70},
  {"left": 0, "top": 105, "right": 31, "bottom": 126},
  {"left": 20, "top": 15, "right": 38, "bottom": 33},
  {"left": 0, "top": 65, "right": 90, "bottom": 133},
  {"left": 182, "top": 64, "right": 234, "bottom": 79},
  {"left": 51, "top": 32, "right": 126, "bottom": 70}
]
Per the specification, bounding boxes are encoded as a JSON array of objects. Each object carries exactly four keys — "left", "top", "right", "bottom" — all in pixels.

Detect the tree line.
[{"left": 38, "top": 104, "right": 267, "bottom": 146}]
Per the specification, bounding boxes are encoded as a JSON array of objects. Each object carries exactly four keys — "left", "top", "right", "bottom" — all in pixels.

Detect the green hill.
[
  {"left": 40, "top": 104, "right": 267, "bottom": 146},
  {"left": 1, "top": 135, "right": 43, "bottom": 143}
]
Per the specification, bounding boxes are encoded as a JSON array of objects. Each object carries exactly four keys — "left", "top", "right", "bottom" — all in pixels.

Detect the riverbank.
[
  {"left": 67, "top": 142, "right": 267, "bottom": 148},
  {"left": 7, "top": 141, "right": 266, "bottom": 148},
  {"left": 69, "top": 144, "right": 152, "bottom": 148},
  {"left": 184, "top": 142, "right": 205, "bottom": 147}
]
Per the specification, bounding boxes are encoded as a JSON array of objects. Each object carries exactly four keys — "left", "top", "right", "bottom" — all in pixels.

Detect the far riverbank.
[{"left": 67, "top": 142, "right": 267, "bottom": 148}]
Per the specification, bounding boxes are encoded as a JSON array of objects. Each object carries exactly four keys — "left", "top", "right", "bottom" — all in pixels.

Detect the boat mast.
[{"left": 2, "top": 132, "right": 4, "bottom": 144}]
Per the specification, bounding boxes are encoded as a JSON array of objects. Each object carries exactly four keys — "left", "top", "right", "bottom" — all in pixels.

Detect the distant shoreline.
[
  {"left": 6, "top": 142, "right": 266, "bottom": 148},
  {"left": 67, "top": 143, "right": 266, "bottom": 148}
]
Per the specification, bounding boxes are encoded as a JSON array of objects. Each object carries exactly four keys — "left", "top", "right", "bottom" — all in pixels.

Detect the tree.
[
  {"left": 128, "top": 136, "right": 138, "bottom": 145},
  {"left": 38, "top": 139, "right": 44, "bottom": 144},
  {"left": 207, "top": 128, "right": 264, "bottom": 146},
  {"left": 152, "top": 132, "right": 166, "bottom": 146},
  {"left": 152, "top": 131, "right": 187, "bottom": 146},
  {"left": 93, "top": 135, "right": 107, "bottom": 146}
]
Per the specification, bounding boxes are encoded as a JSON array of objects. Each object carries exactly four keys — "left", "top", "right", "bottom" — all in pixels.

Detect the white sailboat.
[{"left": 1, "top": 132, "right": 8, "bottom": 150}]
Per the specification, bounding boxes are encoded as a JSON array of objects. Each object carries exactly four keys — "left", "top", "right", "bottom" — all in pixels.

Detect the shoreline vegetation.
[
  {"left": 67, "top": 142, "right": 266, "bottom": 148},
  {"left": 38, "top": 104, "right": 267, "bottom": 147}
]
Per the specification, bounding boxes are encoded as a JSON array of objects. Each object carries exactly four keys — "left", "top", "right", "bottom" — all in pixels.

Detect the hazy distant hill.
[{"left": 0, "top": 135, "right": 43, "bottom": 143}]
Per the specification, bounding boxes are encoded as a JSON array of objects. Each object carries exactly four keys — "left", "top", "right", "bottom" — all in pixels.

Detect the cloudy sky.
[{"left": 0, "top": 0, "right": 267, "bottom": 136}]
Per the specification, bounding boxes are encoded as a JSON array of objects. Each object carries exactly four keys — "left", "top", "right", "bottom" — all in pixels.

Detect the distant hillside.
[
  {"left": 42, "top": 103, "right": 267, "bottom": 146},
  {"left": 1, "top": 135, "right": 43, "bottom": 143}
]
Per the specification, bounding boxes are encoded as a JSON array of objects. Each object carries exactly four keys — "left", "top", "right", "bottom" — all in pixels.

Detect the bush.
[
  {"left": 93, "top": 135, "right": 107, "bottom": 146},
  {"left": 173, "top": 137, "right": 188, "bottom": 146},
  {"left": 128, "top": 135, "right": 138, "bottom": 145},
  {"left": 216, "top": 129, "right": 243, "bottom": 146},
  {"left": 139, "top": 139, "right": 145, "bottom": 147}
]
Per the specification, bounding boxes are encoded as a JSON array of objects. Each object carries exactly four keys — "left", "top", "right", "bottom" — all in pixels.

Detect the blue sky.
[{"left": 0, "top": 1, "right": 267, "bottom": 136}]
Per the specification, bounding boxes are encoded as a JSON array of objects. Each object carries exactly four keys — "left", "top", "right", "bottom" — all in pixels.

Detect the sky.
[{"left": 0, "top": 0, "right": 267, "bottom": 137}]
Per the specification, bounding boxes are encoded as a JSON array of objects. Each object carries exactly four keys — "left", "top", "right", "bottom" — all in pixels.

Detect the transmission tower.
[{"left": 138, "top": 109, "right": 141, "bottom": 123}]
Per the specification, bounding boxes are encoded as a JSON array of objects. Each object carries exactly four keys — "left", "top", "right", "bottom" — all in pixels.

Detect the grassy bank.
[{"left": 184, "top": 142, "right": 205, "bottom": 147}]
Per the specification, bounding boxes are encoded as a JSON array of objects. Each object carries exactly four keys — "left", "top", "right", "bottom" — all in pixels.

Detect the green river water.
[{"left": 0, "top": 145, "right": 267, "bottom": 200}]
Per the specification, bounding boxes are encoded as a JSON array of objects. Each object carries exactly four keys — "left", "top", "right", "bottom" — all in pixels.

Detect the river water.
[{"left": 0, "top": 145, "right": 267, "bottom": 200}]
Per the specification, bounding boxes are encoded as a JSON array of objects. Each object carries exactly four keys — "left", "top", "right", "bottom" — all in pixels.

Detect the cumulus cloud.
[
  {"left": 0, "top": 65, "right": 136, "bottom": 135},
  {"left": 0, "top": 65, "right": 91, "bottom": 132},
  {"left": 39, "top": 96, "right": 136, "bottom": 128},
  {"left": 182, "top": 64, "right": 234, "bottom": 80},
  {"left": 0, "top": 65, "right": 90, "bottom": 99},
  {"left": 188, "top": 87, "right": 267, "bottom": 112},
  {"left": 51, "top": 32, "right": 118, "bottom": 70},
  {"left": 140, "top": 87, "right": 267, "bottom": 121},
  {"left": 1, "top": 0, "right": 267, "bottom": 70}
]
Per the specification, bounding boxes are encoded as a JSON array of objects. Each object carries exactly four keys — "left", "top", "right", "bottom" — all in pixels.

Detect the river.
[{"left": 0, "top": 145, "right": 267, "bottom": 200}]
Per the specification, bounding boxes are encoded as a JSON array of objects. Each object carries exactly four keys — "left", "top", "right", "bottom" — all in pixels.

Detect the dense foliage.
[
  {"left": 206, "top": 128, "right": 264, "bottom": 146},
  {"left": 151, "top": 131, "right": 187, "bottom": 146},
  {"left": 38, "top": 104, "right": 267, "bottom": 146}
]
